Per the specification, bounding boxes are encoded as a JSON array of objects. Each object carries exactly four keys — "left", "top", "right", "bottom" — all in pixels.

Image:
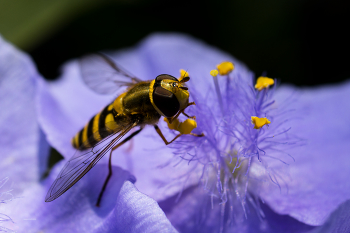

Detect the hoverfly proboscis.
[{"left": 45, "top": 53, "right": 204, "bottom": 206}]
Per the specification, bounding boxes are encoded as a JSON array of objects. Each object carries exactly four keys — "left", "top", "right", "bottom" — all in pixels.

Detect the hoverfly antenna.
[
  {"left": 180, "top": 76, "right": 190, "bottom": 83},
  {"left": 178, "top": 69, "right": 190, "bottom": 83}
]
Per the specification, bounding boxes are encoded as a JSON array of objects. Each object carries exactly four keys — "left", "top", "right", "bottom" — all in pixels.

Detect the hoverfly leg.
[
  {"left": 181, "top": 102, "right": 196, "bottom": 119},
  {"left": 190, "top": 132, "right": 205, "bottom": 137},
  {"left": 168, "top": 102, "right": 196, "bottom": 124},
  {"left": 167, "top": 112, "right": 181, "bottom": 124},
  {"left": 96, "top": 127, "right": 143, "bottom": 207},
  {"left": 181, "top": 111, "right": 196, "bottom": 119},
  {"left": 96, "top": 150, "right": 113, "bottom": 207},
  {"left": 154, "top": 125, "right": 182, "bottom": 145}
]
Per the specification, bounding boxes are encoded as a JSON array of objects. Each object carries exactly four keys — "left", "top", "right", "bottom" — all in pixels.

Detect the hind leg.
[{"left": 96, "top": 128, "right": 143, "bottom": 207}]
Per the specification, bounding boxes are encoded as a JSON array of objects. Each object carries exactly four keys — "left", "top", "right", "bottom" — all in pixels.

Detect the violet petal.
[
  {"left": 160, "top": 186, "right": 315, "bottom": 233},
  {"left": 2, "top": 163, "right": 177, "bottom": 233},
  {"left": 259, "top": 82, "right": 350, "bottom": 225},
  {"left": 309, "top": 199, "right": 350, "bottom": 233},
  {"left": 0, "top": 35, "right": 49, "bottom": 190}
]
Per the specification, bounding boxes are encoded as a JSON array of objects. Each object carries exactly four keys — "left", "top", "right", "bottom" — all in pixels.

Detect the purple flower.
[{"left": 1, "top": 33, "right": 350, "bottom": 232}]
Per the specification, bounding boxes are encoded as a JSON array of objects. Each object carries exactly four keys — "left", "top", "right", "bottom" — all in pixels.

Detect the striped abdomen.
[{"left": 71, "top": 103, "right": 126, "bottom": 150}]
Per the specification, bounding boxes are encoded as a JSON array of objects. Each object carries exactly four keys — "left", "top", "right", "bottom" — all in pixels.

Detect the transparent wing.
[
  {"left": 45, "top": 121, "right": 138, "bottom": 202},
  {"left": 80, "top": 53, "right": 142, "bottom": 94}
]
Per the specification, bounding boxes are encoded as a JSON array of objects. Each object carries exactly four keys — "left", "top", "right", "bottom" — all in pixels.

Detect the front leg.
[
  {"left": 155, "top": 123, "right": 205, "bottom": 146},
  {"left": 154, "top": 125, "right": 181, "bottom": 145},
  {"left": 168, "top": 102, "right": 196, "bottom": 124}
]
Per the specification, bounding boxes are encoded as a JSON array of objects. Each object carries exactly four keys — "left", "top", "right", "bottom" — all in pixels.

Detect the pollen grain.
[
  {"left": 251, "top": 116, "right": 271, "bottom": 129},
  {"left": 255, "top": 77, "right": 274, "bottom": 91},
  {"left": 210, "top": 69, "right": 219, "bottom": 77},
  {"left": 216, "top": 61, "right": 234, "bottom": 75}
]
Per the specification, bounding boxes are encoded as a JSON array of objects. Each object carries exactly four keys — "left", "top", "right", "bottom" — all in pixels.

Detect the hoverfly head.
[{"left": 151, "top": 74, "right": 190, "bottom": 118}]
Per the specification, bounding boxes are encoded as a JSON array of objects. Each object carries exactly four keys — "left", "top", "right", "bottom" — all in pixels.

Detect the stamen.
[
  {"left": 210, "top": 69, "right": 224, "bottom": 115},
  {"left": 164, "top": 118, "right": 197, "bottom": 134},
  {"left": 251, "top": 116, "right": 271, "bottom": 129},
  {"left": 216, "top": 61, "right": 234, "bottom": 75},
  {"left": 164, "top": 118, "right": 180, "bottom": 130},
  {"left": 255, "top": 77, "right": 274, "bottom": 91},
  {"left": 210, "top": 69, "right": 219, "bottom": 77},
  {"left": 224, "top": 157, "right": 248, "bottom": 179},
  {"left": 178, "top": 119, "right": 197, "bottom": 134}
]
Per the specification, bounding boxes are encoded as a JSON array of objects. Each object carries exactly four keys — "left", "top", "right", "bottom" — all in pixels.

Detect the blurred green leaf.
[{"left": 0, "top": 0, "right": 107, "bottom": 50}]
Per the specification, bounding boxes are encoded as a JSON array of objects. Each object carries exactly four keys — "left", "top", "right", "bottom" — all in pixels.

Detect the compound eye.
[
  {"left": 155, "top": 74, "right": 178, "bottom": 82},
  {"left": 153, "top": 86, "right": 180, "bottom": 117}
]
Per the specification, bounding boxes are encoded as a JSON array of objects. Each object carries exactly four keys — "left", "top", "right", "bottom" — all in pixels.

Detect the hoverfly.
[{"left": 45, "top": 53, "right": 203, "bottom": 206}]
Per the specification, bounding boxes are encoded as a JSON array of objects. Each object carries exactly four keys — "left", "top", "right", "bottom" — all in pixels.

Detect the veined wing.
[
  {"left": 80, "top": 53, "right": 142, "bottom": 94},
  {"left": 45, "top": 121, "right": 138, "bottom": 202}
]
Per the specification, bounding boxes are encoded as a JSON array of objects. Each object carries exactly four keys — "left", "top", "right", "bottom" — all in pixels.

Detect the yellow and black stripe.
[{"left": 71, "top": 103, "right": 120, "bottom": 150}]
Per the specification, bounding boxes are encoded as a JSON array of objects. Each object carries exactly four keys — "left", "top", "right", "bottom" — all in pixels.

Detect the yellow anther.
[
  {"left": 210, "top": 69, "right": 219, "bottom": 77},
  {"left": 216, "top": 61, "right": 234, "bottom": 75},
  {"left": 164, "top": 118, "right": 197, "bottom": 134},
  {"left": 164, "top": 118, "right": 180, "bottom": 130},
  {"left": 178, "top": 119, "right": 197, "bottom": 134},
  {"left": 255, "top": 77, "right": 274, "bottom": 91},
  {"left": 179, "top": 69, "right": 189, "bottom": 81},
  {"left": 251, "top": 116, "right": 271, "bottom": 129}
]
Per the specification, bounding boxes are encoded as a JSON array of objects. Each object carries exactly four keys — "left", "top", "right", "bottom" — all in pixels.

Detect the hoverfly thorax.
[{"left": 150, "top": 74, "right": 190, "bottom": 118}]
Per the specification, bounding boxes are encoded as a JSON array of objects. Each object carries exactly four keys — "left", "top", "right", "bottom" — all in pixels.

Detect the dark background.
[{"left": 23, "top": 0, "right": 350, "bottom": 86}]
